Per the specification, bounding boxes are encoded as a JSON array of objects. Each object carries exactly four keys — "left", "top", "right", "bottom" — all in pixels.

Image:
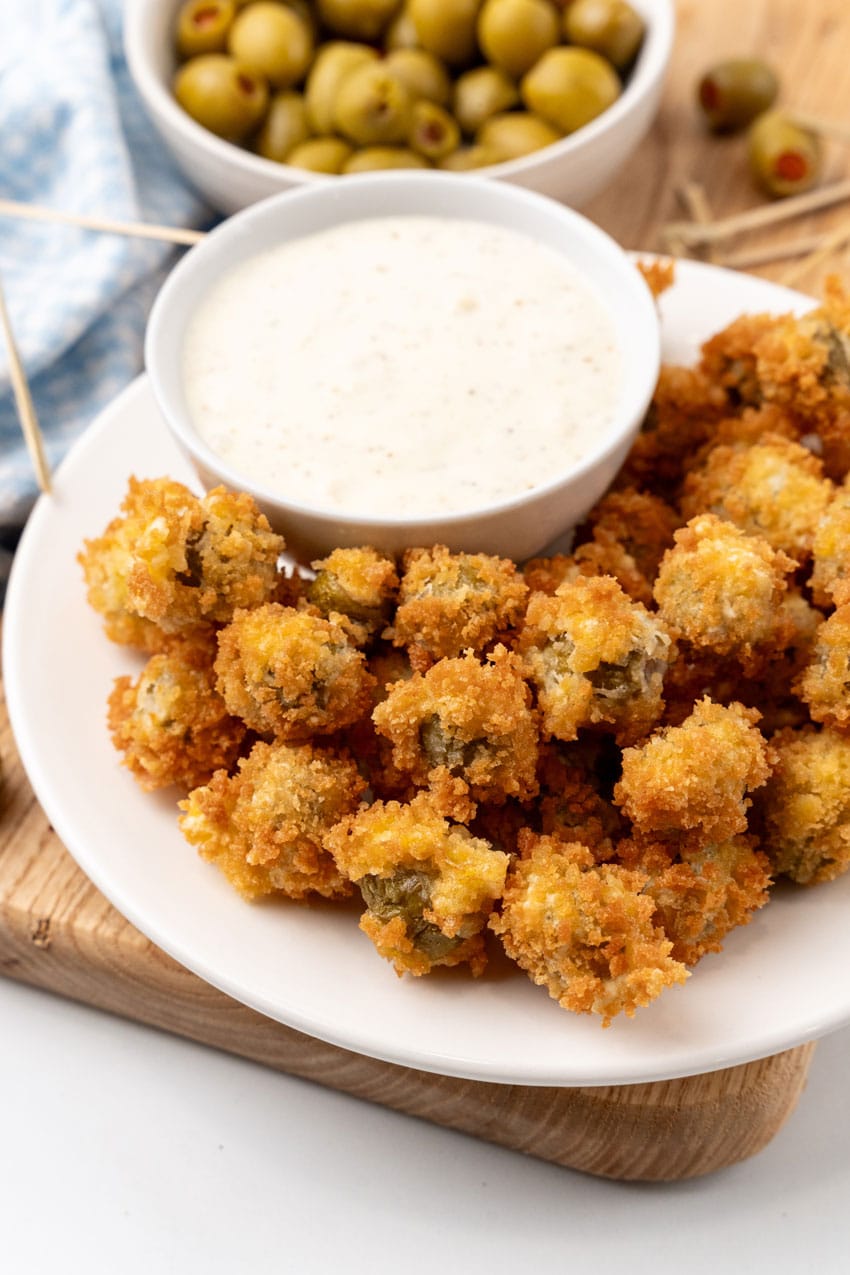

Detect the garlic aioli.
[{"left": 182, "top": 216, "right": 621, "bottom": 517}]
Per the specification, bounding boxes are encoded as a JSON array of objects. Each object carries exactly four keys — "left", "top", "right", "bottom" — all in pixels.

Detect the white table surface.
[{"left": 2, "top": 976, "right": 849, "bottom": 1272}]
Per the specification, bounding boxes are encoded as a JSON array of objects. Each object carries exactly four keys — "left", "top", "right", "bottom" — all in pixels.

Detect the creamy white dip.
[{"left": 182, "top": 216, "right": 621, "bottom": 517}]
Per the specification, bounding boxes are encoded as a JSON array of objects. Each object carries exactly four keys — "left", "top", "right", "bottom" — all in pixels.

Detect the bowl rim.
[
  {"left": 145, "top": 170, "right": 661, "bottom": 531},
  {"left": 124, "top": 0, "right": 676, "bottom": 189}
]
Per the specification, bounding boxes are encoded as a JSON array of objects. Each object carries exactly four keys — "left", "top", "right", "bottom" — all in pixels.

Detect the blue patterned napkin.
[{"left": 0, "top": 0, "right": 215, "bottom": 596}]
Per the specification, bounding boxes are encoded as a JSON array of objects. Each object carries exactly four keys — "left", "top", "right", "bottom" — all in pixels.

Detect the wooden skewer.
[
  {"left": 0, "top": 274, "right": 51, "bottom": 494},
  {"left": 783, "top": 221, "right": 850, "bottom": 286},
  {"left": 787, "top": 110, "right": 850, "bottom": 146},
  {"left": 662, "top": 177, "right": 850, "bottom": 248},
  {"left": 721, "top": 232, "right": 835, "bottom": 269},
  {"left": 0, "top": 198, "right": 206, "bottom": 247},
  {"left": 677, "top": 180, "right": 719, "bottom": 263}
]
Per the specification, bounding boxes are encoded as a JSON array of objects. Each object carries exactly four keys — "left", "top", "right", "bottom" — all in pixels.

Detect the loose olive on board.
[
  {"left": 563, "top": 0, "right": 645, "bottom": 72},
  {"left": 747, "top": 109, "right": 821, "bottom": 197},
  {"left": 408, "top": 0, "right": 482, "bottom": 67},
  {"left": 317, "top": 0, "right": 402, "bottom": 41},
  {"left": 305, "top": 41, "right": 378, "bottom": 133},
  {"left": 408, "top": 99, "right": 461, "bottom": 159},
  {"left": 254, "top": 92, "right": 311, "bottom": 161},
  {"left": 343, "top": 146, "right": 430, "bottom": 170},
  {"left": 333, "top": 61, "right": 414, "bottom": 145},
  {"left": 227, "top": 2, "right": 314, "bottom": 88},
  {"left": 522, "top": 46, "right": 621, "bottom": 133},
  {"left": 175, "top": 0, "right": 236, "bottom": 59},
  {"left": 453, "top": 65, "right": 519, "bottom": 135},
  {"left": 477, "top": 111, "right": 562, "bottom": 160},
  {"left": 174, "top": 54, "right": 269, "bottom": 140},
  {"left": 287, "top": 136, "right": 354, "bottom": 171},
  {"left": 384, "top": 49, "right": 452, "bottom": 106},
  {"left": 477, "top": 0, "right": 560, "bottom": 79},
  {"left": 697, "top": 58, "right": 780, "bottom": 133}
]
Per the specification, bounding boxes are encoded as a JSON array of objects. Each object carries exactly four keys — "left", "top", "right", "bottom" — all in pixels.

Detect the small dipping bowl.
[{"left": 145, "top": 171, "right": 660, "bottom": 563}]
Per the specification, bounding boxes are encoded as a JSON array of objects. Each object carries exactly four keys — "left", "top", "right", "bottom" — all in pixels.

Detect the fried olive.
[
  {"left": 175, "top": 0, "right": 236, "bottom": 59},
  {"left": 227, "top": 1, "right": 314, "bottom": 88},
  {"left": 304, "top": 41, "right": 378, "bottom": 133},
  {"left": 748, "top": 109, "right": 821, "bottom": 198},
  {"left": 333, "top": 61, "right": 413, "bottom": 145},
  {"left": 317, "top": 0, "right": 402, "bottom": 41},
  {"left": 385, "top": 6, "right": 420, "bottom": 49},
  {"left": 697, "top": 58, "right": 779, "bottom": 133},
  {"left": 173, "top": 54, "right": 269, "bottom": 141},
  {"left": 254, "top": 91, "right": 311, "bottom": 161},
  {"left": 522, "top": 45, "right": 620, "bottom": 133},
  {"left": 438, "top": 143, "right": 501, "bottom": 169},
  {"left": 384, "top": 48, "right": 452, "bottom": 106},
  {"left": 287, "top": 135, "right": 354, "bottom": 171},
  {"left": 478, "top": 0, "right": 560, "bottom": 80},
  {"left": 408, "top": 0, "right": 482, "bottom": 67},
  {"left": 563, "top": 0, "right": 645, "bottom": 71},
  {"left": 408, "top": 99, "right": 460, "bottom": 159},
  {"left": 453, "top": 65, "right": 519, "bottom": 135},
  {"left": 344, "top": 146, "right": 430, "bottom": 170},
  {"left": 477, "top": 111, "right": 561, "bottom": 160}
]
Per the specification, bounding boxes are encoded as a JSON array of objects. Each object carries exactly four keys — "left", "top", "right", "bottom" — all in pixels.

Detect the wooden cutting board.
[{"left": 2, "top": 0, "right": 849, "bottom": 1181}]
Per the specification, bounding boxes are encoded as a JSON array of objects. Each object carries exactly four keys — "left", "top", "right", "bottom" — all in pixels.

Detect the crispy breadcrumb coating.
[
  {"left": 79, "top": 477, "right": 284, "bottom": 644},
  {"left": 636, "top": 257, "right": 675, "bottom": 299},
  {"left": 214, "top": 603, "right": 375, "bottom": 738},
  {"left": 537, "top": 740, "right": 624, "bottom": 857},
  {"left": 490, "top": 832, "right": 687, "bottom": 1026},
  {"left": 618, "top": 364, "right": 728, "bottom": 494},
  {"left": 653, "top": 514, "right": 795, "bottom": 669},
  {"left": 522, "top": 553, "right": 582, "bottom": 597},
  {"left": 179, "top": 740, "right": 366, "bottom": 900},
  {"left": 572, "top": 487, "right": 679, "bottom": 605},
  {"left": 811, "top": 480, "right": 850, "bottom": 607},
  {"left": 614, "top": 698, "right": 773, "bottom": 846},
  {"left": 518, "top": 575, "right": 673, "bottom": 745},
  {"left": 326, "top": 792, "right": 509, "bottom": 976},
  {"left": 108, "top": 632, "right": 246, "bottom": 791},
  {"left": 758, "top": 726, "right": 850, "bottom": 885},
  {"left": 308, "top": 546, "right": 399, "bottom": 642},
  {"left": 796, "top": 605, "right": 850, "bottom": 731},
  {"left": 699, "top": 312, "right": 783, "bottom": 407},
  {"left": 389, "top": 544, "right": 528, "bottom": 670},
  {"left": 372, "top": 645, "right": 539, "bottom": 808}
]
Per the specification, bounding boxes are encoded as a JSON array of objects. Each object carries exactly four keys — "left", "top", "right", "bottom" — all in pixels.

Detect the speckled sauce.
[{"left": 182, "top": 216, "right": 621, "bottom": 517}]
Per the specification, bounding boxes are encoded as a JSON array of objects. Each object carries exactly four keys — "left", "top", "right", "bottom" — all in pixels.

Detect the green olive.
[
  {"left": 697, "top": 58, "right": 780, "bottom": 133},
  {"left": 453, "top": 65, "right": 519, "bottom": 135},
  {"left": 173, "top": 54, "right": 269, "bottom": 140},
  {"left": 304, "top": 41, "right": 378, "bottom": 133},
  {"left": 439, "top": 143, "right": 501, "bottom": 169},
  {"left": 407, "top": 99, "right": 460, "bottom": 158},
  {"left": 333, "top": 61, "right": 413, "bottom": 145},
  {"left": 477, "top": 110, "right": 561, "bottom": 159},
  {"left": 175, "top": 0, "right": 236, "bottom": 59},
  {"left": 521, "top": 45, "right": 620, "bottom": 133},
  {"left": 344, "top": 146, "right": 430, "bottom": 170},
  {"left": 254, "top": 91, "right": 311, "bottom": 161},
  {"left": 408, "top": 0, "right": 482, "bottom": 67},
  {"left": 384, "top": 49, "right": 452, "bottom": 106},
  {"left": 227, "top": 2, "right": 314, "bottom": 88},
  {"left": 317, "top": 0, "right": 403, "bottom": 41},
  {"left": 287, "top": 136, "right": 354, "bottom": 171},
  {"left": 385, "top": 6, "right": 420, "bottom": 49},
  {"left": 477, "top": 0, "right": 559, "bottom": 79},
  {"left": 748, "top": 109, "right": 821, "bottom": 198},
  {"left": 563, "top": 0, "right": 645, "bottom": 71}
]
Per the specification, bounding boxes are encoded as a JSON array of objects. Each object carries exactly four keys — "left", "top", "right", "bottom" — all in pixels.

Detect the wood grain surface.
[{"left": 3, "top": 0, "right": 849, "bottom": 1181}]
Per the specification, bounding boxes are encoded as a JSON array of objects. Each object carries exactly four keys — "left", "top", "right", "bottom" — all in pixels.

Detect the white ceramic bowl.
[
  {"left": 125, "top": 0, "right": 674, "bottom": 215},
  {"left": 145, "top": 171, "right": 660, "bottom": 563}
]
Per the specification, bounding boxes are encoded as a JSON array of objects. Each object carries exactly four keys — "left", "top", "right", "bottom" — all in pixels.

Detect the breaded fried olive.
[
  {"left": 287, "top": 136, "right": 354, "bottom": 171},
  {"left": 304, "top": 41, "right": 378, "bottom": 133},
  {"left": 453, "top": 65, "right": 519, "bottom": 136},
  {"left": 478, "top": 0, "right": 560, "bottom": 80},
  {"left": 176, "top": 0, "right": 236, "bottom": 59},
  {"left": 333, "top": 62, "right": 413, "bottom": 145},
  {"left": 748, "top": 109, "right": 821, "bottom": 198},
  {"left": 408, "top": 0, "right": 482, "bottom": 67},
  {"left": 697, "top": 57, "right": 779, "bottom": 133},
  {"left": 227, "top": 1, "right": 314, "bottom": 88},
  {"left": 254, "top": 91, "right": 311, "bottom": 161},
  {"left": 522, "top": 45, "right": 620, "bottom": 133},
  {"left": 384, "top": 48, "right": 452, "bottom": 106},
  {"left": 477, "top": 111, "right": 561, "bottom": 160},
  {"left": 317, "top": 0, "right": 402, "bottom": 41},
  {"left": 344, "top": 145, "right": 430, "bottom": 170},
  {"left": 563, "top": 0, "right": 645, "bottom": 71},
  {"left": 408, "top": 99, "right": 460, "bottom": 159},
  {"left": 174, "top": 54, "right": 269, "bottom": 140},
  {"left": 308, "top": 546, "right": 399, "bottom": 639}
]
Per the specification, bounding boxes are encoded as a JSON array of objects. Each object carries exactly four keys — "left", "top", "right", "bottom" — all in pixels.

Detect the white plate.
[{"left": 6, "top": 258, "right": 849, "bottom": 1087}]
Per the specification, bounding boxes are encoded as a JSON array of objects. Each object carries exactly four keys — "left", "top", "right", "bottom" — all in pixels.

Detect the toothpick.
[
  {"left": 0, "top": 274, "right": 51, "bottom": 494},
  {"left": 782, "top": 221, "right": 850, "bottom": 286},
  {"left": 662, "top": 178, "right": 850, "bottom": 249},
  {"left": 677, "top": 181, "right": 720, "bottom": 263},
  {"left": 0, "top": 198, "right": 206, "bottom": 247}
]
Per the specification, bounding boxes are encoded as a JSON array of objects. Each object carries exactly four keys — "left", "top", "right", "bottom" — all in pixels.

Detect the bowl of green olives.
[{"left": 125, "top": 0, "right": 674, "bottom": 213}]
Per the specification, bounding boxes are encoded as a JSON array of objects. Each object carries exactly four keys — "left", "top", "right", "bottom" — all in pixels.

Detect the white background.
[{"left": 2, "top": 976, "right": 849, "bottom": 1272}]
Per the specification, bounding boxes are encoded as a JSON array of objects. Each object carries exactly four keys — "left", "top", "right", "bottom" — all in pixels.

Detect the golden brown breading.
[
  {"left": 699, "top": 311, "right": 783, "bottom": 407},
  {"left": 179, "top": 739, "right": 366, "bottom": 900},
  {"left": 680, "top": 433, "right": 832, "bottom": 563},
  {"left": 618, "top": 363, "right": 729, "bottom": 494},
  {"left": 536, "top": 740, "right": 624, "bottom": 857},
  {"left": 636, "top": 257, "right": 675, "bottom": 299},
  {"left": 795, "top": 605, "right": 850, "bottom": 731},
  {"left": 108, "top": 631, "right": 246, "bottom": 792},
  {"left": 490, "top": 832, "right": 688, "bottom": 1026},
  {"left": 810, "top": 479, "right": 850, "bottom": 608},
  {"left": 214, "top": 603, "right": 375, "bottom": 739},
  {"left": 389, "top": 544, "right": 528, "bottom": 670},
  {"left": 757, "top": 725, "right": 850, "bottom": 885},
  {"left": 342, "top": 642, "right": 417, "bottom": 799},
  {"left": 614, "top": 698, "right": 773, "bottom": 847},
  {"left": 521, "top": 553, "right": 582, "bottom": 597},
  {"left": 372, "top": 645, "right": 539, "bottom": 809},
  {"left": 572, "top": 487, "right": 679, "bottom": 605},
  {"left": 653, "top": 514, "right": 796, "bottom": 670},
  {"left": 78, "top": 477, "right": 284, "bottom": 645},
  {"left": 326, "top": 792, "right": 509, "bottom": 976},
  {"left": 307, "top": 546, "right": 399, "bottom": 643},
  {"left": 518, "top": 575, "right": 674, "bottom": 745}
]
